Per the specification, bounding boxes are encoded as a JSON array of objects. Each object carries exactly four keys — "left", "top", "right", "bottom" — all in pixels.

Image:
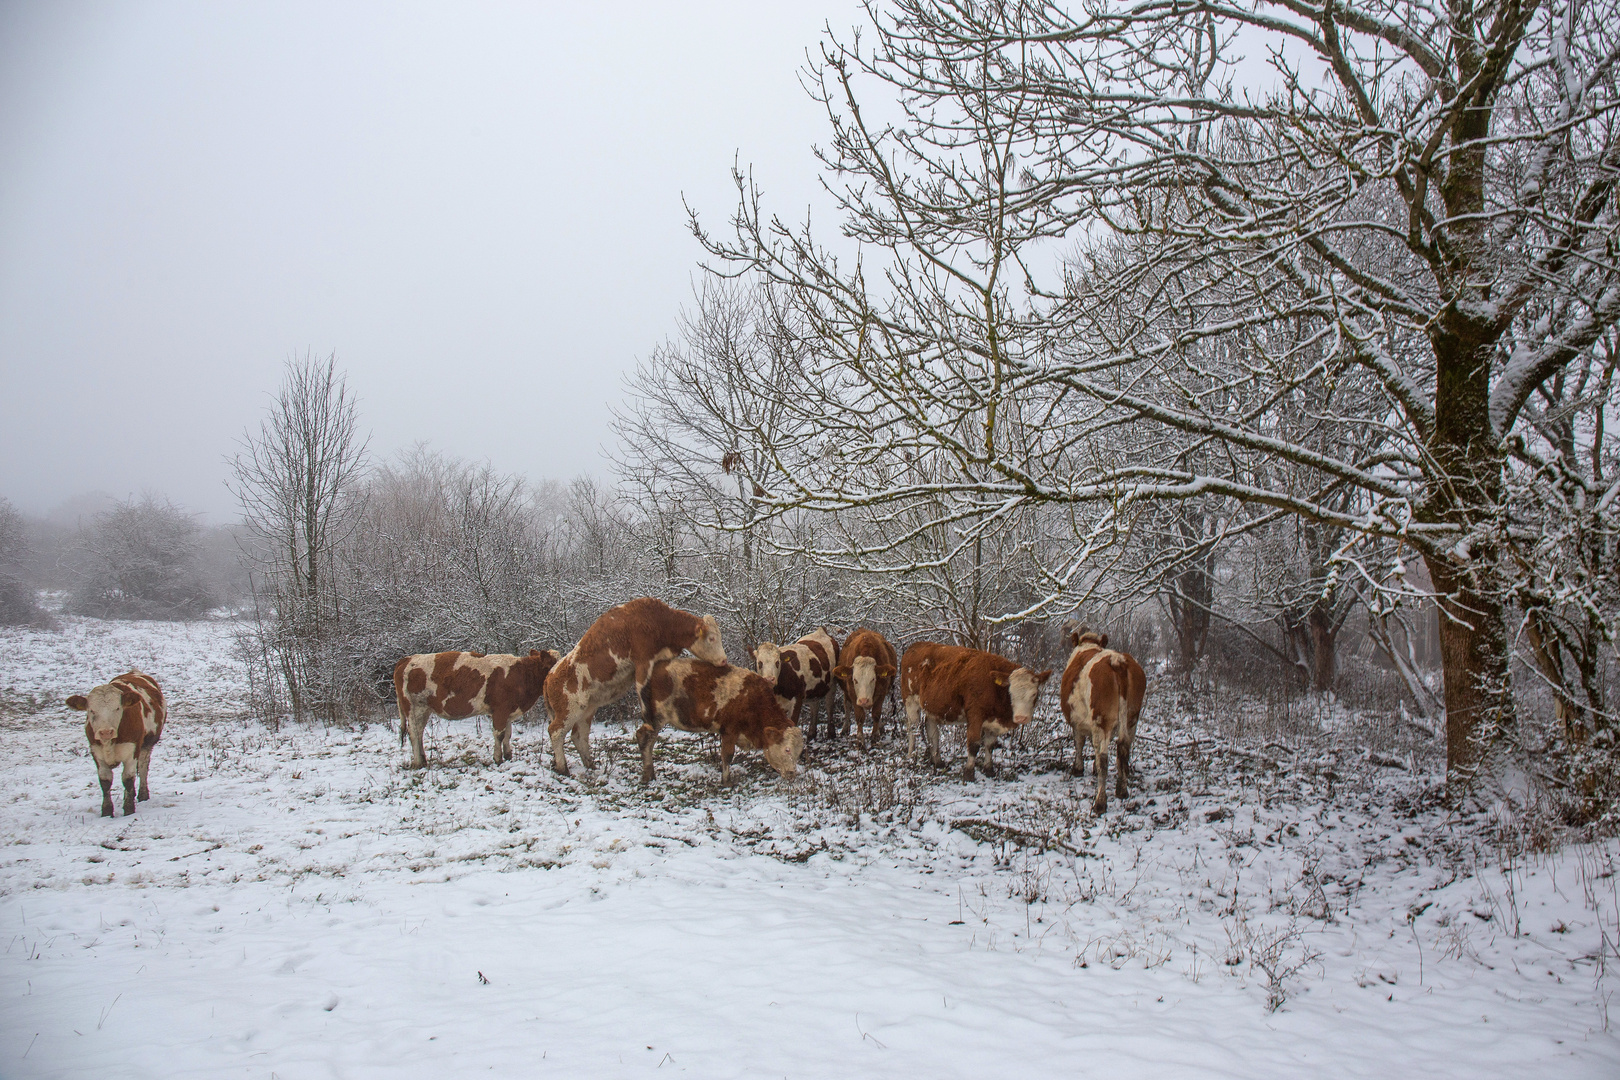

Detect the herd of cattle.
[{"left": 66, "top": 596, "right": 1148, "bottom": 820}]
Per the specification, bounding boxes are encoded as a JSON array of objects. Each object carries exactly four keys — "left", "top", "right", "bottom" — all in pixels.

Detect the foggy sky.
[{"left": 0, "top": 1, "right": 854, "bottom": 522}]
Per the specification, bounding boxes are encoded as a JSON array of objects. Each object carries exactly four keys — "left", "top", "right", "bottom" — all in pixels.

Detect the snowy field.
[{"left": 2, "top": 616, "right": 1618, "bottom": 1078}]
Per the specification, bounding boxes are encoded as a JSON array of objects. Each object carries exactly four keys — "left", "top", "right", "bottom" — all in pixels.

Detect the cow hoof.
[
  {"left": 100, "top": 804, "right": 114, "bottom": 818},
  {"left": 553, "top": 764, "right": 570, "bottom": 776},
  {"left": 1092, "top": 801, "right": 1107, "bottom": 816},
  {"left": 123, "top": 803, "right": 136, "bottom": 816},
  {"left": 960, "top": 766, "right": 976, "bottom": 781},
  {"left": 138, "top": 790, "right": 150, "bottom": 802}
]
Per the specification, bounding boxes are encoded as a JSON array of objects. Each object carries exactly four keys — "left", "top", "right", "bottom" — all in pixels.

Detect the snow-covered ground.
[{"left": 2, "top": 616, "right": 1617, "bottom": 1078}]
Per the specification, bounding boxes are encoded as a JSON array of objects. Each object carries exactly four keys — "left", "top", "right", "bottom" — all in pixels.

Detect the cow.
[
  {"left": 753, "top": 627, "right": 840, "bottom": 741},
  {"left": 394, "top": 648, "right": 561, "bottom": 768},
  {"left": 66, "top": 670, "right": 165, "bottom": 817},
  {"left": 1059, "top": 627, "right": 1147, "bottom": 814},
  {"left": 830, "top": 627, "right": 897, "bottom": 749},
  {"left": 901, "top": 642, "right": 1052, "bottom": 780},
  {"left": 637, "top": 657, "right": 806, "bottom": 784},
  {"left": 544, "top": 597, "right": 727, "bottom": 774}
]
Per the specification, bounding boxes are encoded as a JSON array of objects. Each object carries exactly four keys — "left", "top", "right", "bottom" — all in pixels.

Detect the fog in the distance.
[{"left": 0, "top": 2, "right": 852, "bottom": 521}]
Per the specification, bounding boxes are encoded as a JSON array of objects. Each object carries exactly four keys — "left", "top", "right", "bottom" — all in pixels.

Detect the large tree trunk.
[
  {"left": 1308, "top": 609, "right": 1338, "bottom": 693},
  {"left": 1424, "top": 553, "right": 1513, "bottom": 783},
  {"left": 1165, "top": 563, "right": 1212, "bottom": 675}
]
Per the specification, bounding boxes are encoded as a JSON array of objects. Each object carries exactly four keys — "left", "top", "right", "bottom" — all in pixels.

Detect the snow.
[{"left": 2, "top": 616, "right": 1618, "bottom": 1078}]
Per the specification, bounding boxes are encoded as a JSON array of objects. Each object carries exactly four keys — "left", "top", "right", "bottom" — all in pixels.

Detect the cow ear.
[
  {"left": 66, "top": 694, "right": 88, "bottom": 711},
  {"left": 832, "top": 665, "right": 850, "bottom": 680},
  {"left": 122, "top": 691, "right": 140, "bottom": 707},
  {"left": 529, "top": 649, "right": 541, "bottom": 656},
  {"left": 1036, "top": 669, "right": 1054, "bottom": 684},
  {"left": 876, "top": 665, "right": 895, "bottom": 677},
  {"left": 1098, "top": 633, "right": 1108, "bottom": 649},
  {"left": 992, "top": 673, "right": 1008, "bottom": 686}
]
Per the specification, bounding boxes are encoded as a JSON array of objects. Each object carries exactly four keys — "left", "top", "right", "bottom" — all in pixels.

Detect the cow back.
[
  {"left": 398, "top": 650, "right": 558, "bottom": 720},
  {"left": 111, "top": 670, "right": 164, "bottom": 747},
  {"left": 902, "top": 642, "right": 1023, "bottom": 722}
]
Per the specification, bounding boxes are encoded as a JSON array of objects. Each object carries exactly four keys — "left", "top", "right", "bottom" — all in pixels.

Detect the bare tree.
[
  {"left": 229, "top": 352, "right": 369, "bottom": 720},
  {"left": 0, "top": 496, "right": 51, "bottom": 627},
  {"left": 689, "top": 0, "right": 1620, "bottom": 786},
  {"left": 69, "top": 494, "right": 216, "bottom": 620}
]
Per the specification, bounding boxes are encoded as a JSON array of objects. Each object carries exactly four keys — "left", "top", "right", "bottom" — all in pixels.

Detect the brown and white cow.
[
  {"left": 753, "top": 627, "right": 839, "bottom": 741},
  {"left": 831, "top": 627, "right": 897, "bottom": 749},
  {"left": 901, "top": 642, "right": 1052, "bottom": 781},
  {"left": 1059, "top": 627, "right": 1147, "bottom": 814},
  {"left": 544, "top": 597, "right": 727, "bottom": 774},
  {"left": 66, "top": 670, "right": 166, "bottom": 817},
  {"left": 638, "top": 657, "right": 806, "bottom": 784},
  {"left": 394, "top": 648, "right": 561, "bottom": 768}
]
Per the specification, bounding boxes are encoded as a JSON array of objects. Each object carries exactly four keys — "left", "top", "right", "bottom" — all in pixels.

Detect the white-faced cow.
[
  {"left": 1059, "top": 627, "right": 1147, "bottom": 814},
  {"left": 544, "top": 597, "right": 727, "bottom": 774},
  {"left": 901, "top": 642, "right": 1052, "bottom": 780},
  {"left": 638, "top": 657, "right": 806, "bottom": 784},
  {"left": 66, "top": 670, "right": 166, "bottom": 817},
  {"left": 831, "top": 627, "right": 897, "bottom": 749},
  {"left": 753, "top": 627, "right": 839, "bottom": 741},
  {"left": 394, "top": 648, "right": 561, "bottom": 768}
]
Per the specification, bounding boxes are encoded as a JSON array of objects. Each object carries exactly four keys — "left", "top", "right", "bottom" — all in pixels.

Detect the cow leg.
[
  {"left": 407, "top": 708, "right": 430, "bottom": 769},
  {"left": 1092, "top": 737, "right": 1109, "bottom": 815},
  {"left": 806, "top": 698, "right": 822, "bottom": 742},
  {"left": 501, "top": 722, "right": 514, "bottom": 764},
  {"left": 136, "top": 746, "right": 153, "bottom": 801},
  {"left": 96, "top": 758, "right": 114, "bottom": 817},
  {"left": 571, "top": 716, "right": 596, "bottom": 771},
  {"left": 1116, "top": 729, "right": 1133, "bottom": 800},
  {"left": 980, "top": 734, "right": 999, "bottom": 778},
  {"left": 852, "top": 704, "right": 867, "bottom": 751},
  {"left": 718, "top": 732, "right": 737, "bottom": 785},
  {"left": 927, "top": 716, "right": 942, "bottom": 769},
  {"left": 963, "top": 720, "right": 981, "bottom": 781},
  {"left": 904, "top": 696, "right": 921, "bottom": 759},
  {"left": 792, "top": 697, "right": 808, "bottom": 740},
  {"left": 549, "top": 711, "right": 571, "bottom": 774},
  {"left": 122, "top": 763, "right": 137, "bottom": 816},
  {"left": 1072, "top": 726, "right": 1089, "bottom": 776},
  {"left": 636, "top": 723, "right": 658, "bottom": 784},
  {"left": 490, "top": 717, "right": 508, "bottom": 765}
]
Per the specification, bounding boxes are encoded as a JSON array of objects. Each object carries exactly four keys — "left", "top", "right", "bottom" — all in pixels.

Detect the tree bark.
[
  {"left": 1308, "top": 609, "right": 1337, "bottom": 694},
  {"left": 1424, "top": 553, "right": 1512, "bottom": 783}
]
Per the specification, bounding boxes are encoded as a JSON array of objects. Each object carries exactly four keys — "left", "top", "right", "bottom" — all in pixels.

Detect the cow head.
[
  {"left": 522, "top": 648, "right": 562, "bottom": 687},
  {"left": 67, "top": 684, "right": 133, "bottom": 743},
  {"left": 762, "top": 724, "right": 806, "bottom": 779},
  {"left": 1068, "top": 627, "right": 1107, "bottom": 650},
  {"left": 992, "top": 667, "right": 1054, "bottom": 725},
  {"left": 833, "top": 657, "right": 895, "bottom": 710},
  {"left": 691, "top": 614, "right": 727, "bottom": 665},
  {"left": 753, "top": 642, "right": 783, "bottom": 683}
]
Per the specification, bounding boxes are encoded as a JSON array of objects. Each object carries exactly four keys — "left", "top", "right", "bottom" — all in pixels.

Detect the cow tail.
[{"left": 393, "top": 657, "right": 412, "bottom": 747}]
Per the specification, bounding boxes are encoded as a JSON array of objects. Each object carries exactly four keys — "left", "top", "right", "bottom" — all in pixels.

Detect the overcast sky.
[{"left": 0, "top": 1, "right": 857, "bottom": 522}]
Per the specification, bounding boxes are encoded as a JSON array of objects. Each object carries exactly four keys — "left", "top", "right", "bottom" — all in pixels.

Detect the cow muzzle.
[
  {"left": 857, "top": 697, "right": 872, "bottom": 709},
  {"left": 1013, "top": 714, "right": 1034, "bottom": 726}
]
